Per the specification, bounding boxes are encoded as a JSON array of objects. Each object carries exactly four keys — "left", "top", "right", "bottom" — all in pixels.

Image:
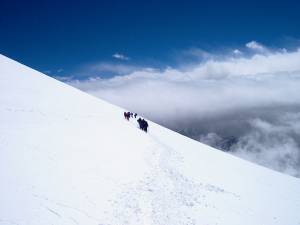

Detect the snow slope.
[{"left": 0, "top": 54, "right": 300, "bottom": 225}]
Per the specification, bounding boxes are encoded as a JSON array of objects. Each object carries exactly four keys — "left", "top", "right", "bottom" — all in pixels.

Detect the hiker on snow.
[
  {"left": 124, "top": 112, "right": 130, "bottom": 120},
  {"left": 137, "top": 118, "right": 149, "bottom": 133},
  {"left": 142, "top": 119, "right": 149, "bottom": 132},
  {"left": 137, "top": 118, "right": 142, "bottom": 129}
]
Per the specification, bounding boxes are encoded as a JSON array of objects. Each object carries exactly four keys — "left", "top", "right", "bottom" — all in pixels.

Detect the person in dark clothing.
[
  {"left": 134, "top": 113, "right": 137, "bottom": 118},
  {"left": 127, "top": 112, "right": 131, "bottom": 120},
  {"left": 144, "top": 120, "right": 149, "bottom": 132},
  {"left": 141, "top": 119, "right": 145, "bottom": 131},
  {"left": 137, "top": 117, "right": 149, "bottom": 132},
  {"left": 141, "top": 119, "right": 149, "bottom": 132},
  {"left": 137, "top": 118, "right": 143, "bottom": 129},
  {"left": 124, "top": 112, "right": 130, "bottom": 120}
]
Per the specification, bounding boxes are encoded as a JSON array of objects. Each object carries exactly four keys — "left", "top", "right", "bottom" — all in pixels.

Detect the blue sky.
[{"left": 1, "top": 0, "right": 300, "bottom": 78}]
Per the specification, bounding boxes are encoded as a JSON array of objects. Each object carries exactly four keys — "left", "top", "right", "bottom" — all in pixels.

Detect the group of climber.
[
  {"left": 123, "top": 111, "right": 149, "bottom": 133},
  {"left": 124, "top": 111, "right": 137, "bottom": 120}
]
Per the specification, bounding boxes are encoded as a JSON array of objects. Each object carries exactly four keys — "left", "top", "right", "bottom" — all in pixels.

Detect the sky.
[
  {"left": 1, "top": 0, "right": 300, "bottom": 77},
  {"left": 1, "top": 0, "right": 300, "bottom": 177}
]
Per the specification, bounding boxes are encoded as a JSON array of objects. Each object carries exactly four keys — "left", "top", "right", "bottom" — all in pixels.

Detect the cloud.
[
  {"left": 112, "top": 53, "right": 130, "bottom": 61},
  {"left": 53, "top": 75, "right": 74, "bottom": 82},
  {"left": 231, "top": 116, "right": 300, "bottom": 177},
  {"left": 182, "top": 48, "right": 212, "bottom": 59},
  {"left": 68, "top": 42, "right": 300, "bottom": 177},
  {"left": 233, "top": 49, "right": 242, "bottom": 55},
  {"left": 86, "top": 62, "right": 141, "bottom": 75},
  {"left": 44, "top": 69, "right": 64, "bottom": 78},
  {"left": 246, "top": 41, "right": 268, "bottom": 52},
  {"left": 199, "top": 112, "right": 300, "bottom": 177}
]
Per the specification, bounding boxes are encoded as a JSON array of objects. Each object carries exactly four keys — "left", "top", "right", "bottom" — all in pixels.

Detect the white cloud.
[
  {"left": 69, "top": 47, "right": 300, "bottom": 117},
  {"left": 112, "top": 53, "right": 130, "bottom": 61},
  {"left": 245, "top": 41, "right": 268, "bottom": 52},
  {"left": 54, "top": 75, "right": 74, "bottom": 82},
  {"left": 68, "top": 44, "right": 300, "bottom": 177},
  {"left": 182, "top": 47, "right": 212, "bottom": 59},
  {"left": 233, "top": 49, "right": 242, "bottom": 55},
  {"left": 232, "top": 116, "right": 300, "bottom": 177},
  {"left": 88, "top": 62, "right": 141, "bottom": 75}
]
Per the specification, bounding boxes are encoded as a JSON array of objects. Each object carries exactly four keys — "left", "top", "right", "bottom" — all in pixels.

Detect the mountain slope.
[{"left": 0, "top": 54, "right": 300, "bottom": 225}]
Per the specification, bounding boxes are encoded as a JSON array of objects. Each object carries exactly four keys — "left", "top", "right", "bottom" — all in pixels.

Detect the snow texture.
[{"left": 0, "top": 54, "right": 300, "bottom": 225}]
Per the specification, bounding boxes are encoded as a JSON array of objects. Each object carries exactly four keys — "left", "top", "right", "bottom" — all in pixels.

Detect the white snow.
[{"left": 0, "top": 54, "right": 300, "bottom": 225}]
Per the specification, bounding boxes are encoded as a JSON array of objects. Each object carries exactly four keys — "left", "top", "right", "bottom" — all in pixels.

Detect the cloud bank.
[{"left": 68, "top": 42, "right": 300, "bottom": 177}]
